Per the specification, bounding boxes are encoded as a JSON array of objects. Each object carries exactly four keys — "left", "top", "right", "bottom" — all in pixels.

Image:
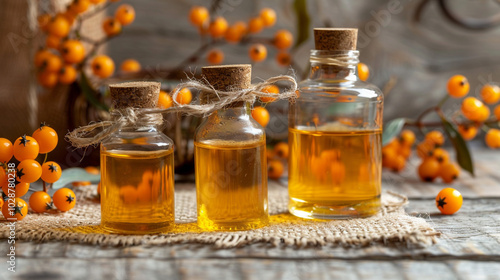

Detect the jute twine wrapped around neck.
[{"left": 66, "top": 66, "right": 297, "bottom": 148}]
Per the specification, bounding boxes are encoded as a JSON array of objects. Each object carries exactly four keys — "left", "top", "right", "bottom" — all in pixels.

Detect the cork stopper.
[
  {"left": 314, "top": 28, "right": 358, "bottom": 51},
  {"left": 200, "top": 64, "right": 251, "bottom": 104},
  {"left": 109, "top": 81, "right": 161, "bottom": 109}
]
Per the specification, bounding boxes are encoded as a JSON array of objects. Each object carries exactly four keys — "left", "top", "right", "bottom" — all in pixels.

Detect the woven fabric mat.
[{"left": 0, "top": 185, "right": 439, "bottom": 248}]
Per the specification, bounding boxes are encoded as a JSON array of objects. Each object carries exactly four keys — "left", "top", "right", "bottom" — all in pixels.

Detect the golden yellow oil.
[
  {"left": 195, "top": 139, "right": 269, "bottom": 231},
  {"left": 100, "top": 149, "right": 175, "bottom": 234},
  {"left": 288, "top": 127, "right": 382, "bottom": 219}
]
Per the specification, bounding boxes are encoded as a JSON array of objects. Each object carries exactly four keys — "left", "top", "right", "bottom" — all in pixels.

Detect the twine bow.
[{"left": 66, "top": 75, "right": 298, "bottom": 148}]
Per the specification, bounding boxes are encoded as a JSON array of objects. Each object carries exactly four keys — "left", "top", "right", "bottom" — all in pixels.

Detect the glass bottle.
[
  {"left": 195, "top": 65, "right": 269, "bottom": 231},
  {"left": 100, "top": 81, "right": 175, "bottom": 234},
  {"left": 288, "top": 28, "right": 384, "bottom": 219}
]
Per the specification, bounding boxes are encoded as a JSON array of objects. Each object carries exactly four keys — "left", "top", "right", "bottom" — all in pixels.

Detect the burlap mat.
[{"left": 0, "top": 185, "right": 439, "bottom": 248}]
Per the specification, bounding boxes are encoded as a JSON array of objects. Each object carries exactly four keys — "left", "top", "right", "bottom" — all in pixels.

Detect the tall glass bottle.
[
  {"left": 195, "top": 65, "right": 269, "bottom": 231},
  {"left": 100, "top": 81, "right": 175, "bottom": 234},
  {"left": 288, "top": 28, "right": 383, "bottom": 219}
]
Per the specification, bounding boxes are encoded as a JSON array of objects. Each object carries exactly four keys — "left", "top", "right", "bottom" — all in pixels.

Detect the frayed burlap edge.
[{"left": 0, "top": 186, "right": 440, "bottom": 249}]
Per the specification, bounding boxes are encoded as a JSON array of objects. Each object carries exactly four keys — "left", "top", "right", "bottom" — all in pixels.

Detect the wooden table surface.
[{"left": 1, "top": 148, "right": 499, "bottom": 280}]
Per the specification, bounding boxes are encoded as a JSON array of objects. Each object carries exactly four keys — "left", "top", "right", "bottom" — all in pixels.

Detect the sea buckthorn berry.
[
  {"left": 208, "top": 17, "right": 228, "bottom": 38},
  {"left": 418, "top": 158, "right": 441, "bottom": 182},
  {"left": 425, "top": 130, "right": 445, "bottom": 147},
  {"left": 174, "top": 88, "right": 192, "bottom": 105},
  {"left": 477, "top": 105, "right": 490, "bottom": 122},
  {"left": 436, "top": 188, "right": 462, "bottom": 215},
  {"left": 249, "top": 44, "right": 267, "bottom": 62},
  {"left": 458, "top": 124, "right": 478, "bottom": 141},
  {"left": 485, "top": 129, "right": 500, "bottom": 149},
  {"left": 260, "top": 8, "right": 276, "bottom": 27},
  {"left": 276, "top": 52, "right": 292, "bottom": 67},
  {"left": 225, "top": 25, "right": 244, "bottom": 43},
  {"left": 84, "top": 166, "right": 100, "bottom": 175},
  {"left": 90, "top": 0, "right": 106, "bottom": 3},
  {"left": 331, "top": 161, "right": 346, "bottom": 185},
  {"left": 32, "top": 123, "right": 58, "bottom": 154},
  {"left": 40, "top": 54, "right": 63, "bottom": 73},
  {"left": 46, "top": 34, "right": 61, "bottom": 50},
  {"left": 461, "top": 97, "right": 485, "bottom": 121},
  {"left": 0, "top": 138, "right": 13, "bottom": 163},
  {"left": 248, "top": 17, "right": 264, "bottom": 34},
  {"left": 357, "top": 63, "right": 370, "bottom": 81},
  {"left": 416, "top": 141, "right": 434, "bottom": 158},
  {"left": 13, "top": 135, "right": 39, "bottom": 161},
  {"left": 439, "top": 162, "right": 460, "bottom": 184},
  {"left": 274, "top": 142, "right": 289, "bottom": 159},
  {"left": 480, "top": 84, "right": 500, "bottom": 104},
  {"left": 495, "top": 105, "right": 500, "bottom": 120},
  {"left": 252, "top": 106, "right": 270, "bottom": 127},
  {"left": 69, "top": 0, "right": 90, "bottom": 14},
  {"left": 391, "top": 154, "right": 406, "bottom": 172},
  {"left": 382, "top": 147, "right": 397, "bottom": 168},
  {"left": 120, "top": 59, "right": 141, "bottom": 73},
  {"left": 53, "top": 188, "right": 76, "bottom": 212},
  {"left": 447, "top": 75, "right": 470, "bottom": 98},
  {"left": 58, "top": 65, "right": 77, "bottom": 85},
  {"left": 399, "top": 129, "right": 416, "bottom": 147},
  {"left": 115, "top": 4, "right": 135, "bottom": 26},
  {"left": 158, "top": 90, "right": 173, "bottom": 109},
  {"left": 273, "top": 30, "right": 293, "bottom": 50},
  {"left": 41, "top": 161, "right": 62, "bottom": 183},
  {"left": 35, "top": 49, "right": 53, "bottom": 68},
  {"left": 60, "top": 40, "right": 85, "bottom": 64},
  {"left": 268, "top": 160, "right": 284, "bottom": 180},
  {"left": 206, "top": 49, "right": 224, "bottom": 65},
  {"left": 37, "top": 71, "right": 58, "bottom": 88},
  {"left": 260, "top": 85, "right": 279, "bottom": 103},
  {"left": 91, "top": 55, "right": 115, "bottom": 78},
  {"left": 72, "top": 181, "right": 91, "bottom": 187},
  {"left": 29, "top": 191, "right": 52, "bottom": 213},
  {"left": 430, "top": 148, "right": 450, "bottom": 164},
  {"left": 38, "top": 14, "right": 51, "bottom": 32},
  {"left": 398, "top": 145, "right": 412, "bottom": 160},
  {"left": 189, "top": 6, "right": 209, "bottom": 27},
  {"left": 47, "top": 15, "right": 70, "bottom": 38},
  {"left": 2, "top": 180, "right": 29, "bottom": 198},
  {"left": 102, "top": 17, "right": 122, "bottom": 36},
  {"left": 2, "top": 198, "right": 28, "bottom": 221},
  {"left": 17, "top": 159, "right": 42, "bottom": 184}
]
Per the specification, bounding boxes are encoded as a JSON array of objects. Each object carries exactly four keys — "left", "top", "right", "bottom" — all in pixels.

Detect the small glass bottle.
[
  {"left": 100, "top": 81, "right": 175, "bottom": 234},
  {"left": 288, "top": 28, "right": 384, "bottom": 219},
  {"left": 195, "top": 64, "right": 269, "bottom": 231}
]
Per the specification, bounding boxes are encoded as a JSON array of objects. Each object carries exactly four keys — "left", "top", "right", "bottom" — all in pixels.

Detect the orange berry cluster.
[
  {"left": 36, "top": 1, "right": 137, "bottom": 88},
  {"left": 382, "top": 129, "right": 415, "bottom": 172},
  {"left": 157, "top": 88, "right": 193, "bottom": 109},
  {"left": 1, "top": 123, "right": 76, "bottom": 221},
  {"left": 188, "top": 6, "right": 294, "bottom": 66},
  {"left": 416, "top": 130, "right": 461, "bottom": 183},
  {"left": 447, "top": 75, "right": 500, "bottom": 148},
  {"left": 266, "top": 142, "right": 289, "bottom": 180}
]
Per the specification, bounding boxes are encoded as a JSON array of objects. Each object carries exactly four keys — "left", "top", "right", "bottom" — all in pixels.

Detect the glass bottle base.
[
  {"left": 197, "top": 217, "right": 269, "bottom": 231},
  {"left": 101, "top": 221, "right": 173, "bottom": 235},
  {"left": 288, "top": 196, "right": 381, "bottom": 219}
]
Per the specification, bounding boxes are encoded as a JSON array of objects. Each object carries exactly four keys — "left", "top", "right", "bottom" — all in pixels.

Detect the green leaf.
[
  {"left": 293, "top": 0, "right": 310, "bottom": 50},
  {"left": 52, "top": 168, "right": 101, "bottom": 190},
  {"left": 440, "top": 117, "right": 474, "bottom": 176},
  {"left": 382, "top": 118, "right": 405, "bottom": 146},
  {"left": 79, "top": 72, "right": 109, "bottom": 111}
]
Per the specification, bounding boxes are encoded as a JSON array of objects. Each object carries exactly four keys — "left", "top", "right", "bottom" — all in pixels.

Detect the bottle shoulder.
[
  {"left": 298, "top": 79, "right": 383, "bottom": 102},
  {"left": 101, "top": 129, "right": 174, "bottom": 151}
]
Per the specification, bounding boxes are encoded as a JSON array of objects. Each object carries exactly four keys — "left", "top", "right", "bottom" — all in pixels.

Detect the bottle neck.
[
  {"left": 208, "top": 102, "right": 251, "bottom": 121},
  {"left": 308, "top": 50, "right": 359, "bottom": 82}
]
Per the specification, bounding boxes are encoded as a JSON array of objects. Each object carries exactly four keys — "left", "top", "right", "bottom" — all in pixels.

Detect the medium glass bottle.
[
  {"left": 288, "top": 28, "right": 383, "bottom": 219},
  {"left": 100, "top": 81, "right": 175, "bottom": 234},
  {"left": 195, "top": 65, "right": 269, "bottom": 231}
]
